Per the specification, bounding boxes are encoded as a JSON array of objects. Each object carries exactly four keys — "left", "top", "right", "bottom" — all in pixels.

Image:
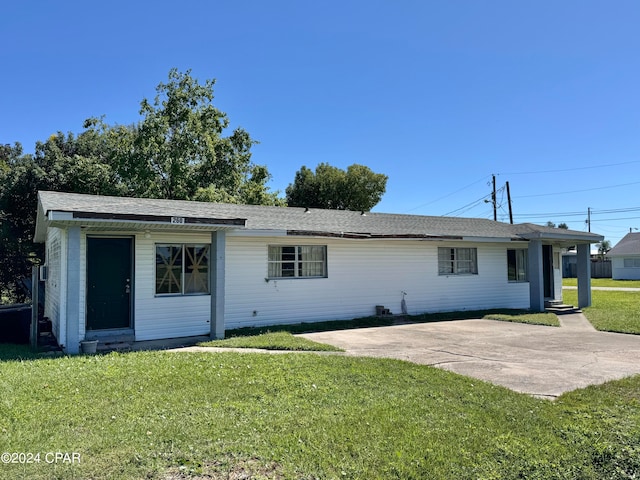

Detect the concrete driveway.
[{"left": 299, "top": 312, "right": 640, "bottom": 399}]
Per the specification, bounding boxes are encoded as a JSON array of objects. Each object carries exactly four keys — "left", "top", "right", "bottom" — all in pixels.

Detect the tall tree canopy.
[
  {"left": 110, "top": 69, "right": 280, "bottom": 204},
  {"left": 0, "top": 69, "right": 282, "bottom": 300},
  {"left": 286, "top": 163, "right": 388, "bottom": 211}
]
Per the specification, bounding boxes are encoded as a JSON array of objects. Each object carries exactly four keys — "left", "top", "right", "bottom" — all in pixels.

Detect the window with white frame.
[
  {"left": 438, "top": 247, "right": 478, "bottom": 275},
  {"left": 268, "top": 245, "right": 327, "bottom": 278},
  {"left": 623, "top": 258, "right": 640, "bottom": 268},
  {"left": 156, "top": 244, "right": 210, "bottom": 295},
  {"left": 507, "top": 249, "right": 528, "bottom": 282}
]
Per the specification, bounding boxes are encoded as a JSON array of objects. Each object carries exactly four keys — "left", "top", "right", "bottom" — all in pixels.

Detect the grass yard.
[
  {"left": 563, "top": 278, "right": 640, "bottom": 288},
  {"left": 1, "top": 346, "right": 640, "bottom": 479},
  {"left": 563, "top": 289, "right": 640, "bottom": 334},
  {"left": 483, "top": 312, "right": 559, "bottom": 327},
  {"left": 200, "top": 331, "right": 342, "bottom": 351}
]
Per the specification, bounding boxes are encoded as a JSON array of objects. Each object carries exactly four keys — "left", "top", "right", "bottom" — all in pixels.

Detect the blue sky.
[{"left": 2, "top": 1, "right": 639, "bottom": 245}]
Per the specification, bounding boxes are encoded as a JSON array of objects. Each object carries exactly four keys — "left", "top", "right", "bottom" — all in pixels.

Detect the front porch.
[{"left": 527, "top": 239, "right": 598, "bottom": 312}]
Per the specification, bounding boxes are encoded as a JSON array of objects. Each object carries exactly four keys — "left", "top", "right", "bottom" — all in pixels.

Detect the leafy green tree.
[
  {"left": 0, "top": 143, "right": 23, "bottom": 173},
  {"left": 0, "top": 132, "right": 125, "bottom": 301},
  {"left": 116, "top": 68, "right": 277, "bottom": 204},
  {"left": 546, "top": 221, "right": 569, "bottom": 229},
  {"left": 0, "top": 69, "right": 283, "bottom": 301},
  {"left": 286, "top": 163, "right": 387, "bottom": 211}
]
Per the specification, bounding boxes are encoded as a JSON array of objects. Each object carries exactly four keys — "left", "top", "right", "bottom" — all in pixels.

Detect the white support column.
[
  {"left": 577, "top": 243, "right": 592, "bottom": 308},
  {"left": 528, "top": 240, "right": 545, "bottom": 312},
  {"left": 210, "top": 230, "right": 226, "bottom": 339},
  {"left": 65, "top": 227, "right": 81, "bottom": 354}
]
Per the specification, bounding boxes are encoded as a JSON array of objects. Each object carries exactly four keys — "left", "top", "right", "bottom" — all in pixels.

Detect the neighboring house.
[
  {"left": 562, "top": 250, "right": 612, "bottom": 278},
  {"left": 34, "top": 191, "right": 603, "bottom": 354},
  {"left": 608, "top": 232, "right": 640, "bottom": 280}
]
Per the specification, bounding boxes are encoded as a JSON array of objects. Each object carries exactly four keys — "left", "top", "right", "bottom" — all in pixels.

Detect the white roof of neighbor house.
[
  {"left": 34, "top": 191, "right": 604, "bottom": 245},
  {"left": 608, "top": 232, "right": 640, "bottom": 256}
]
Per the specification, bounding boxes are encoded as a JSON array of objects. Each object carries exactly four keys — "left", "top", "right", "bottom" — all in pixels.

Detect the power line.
[
  {"left": 441, "top": 185, "right": 506, "bottom": 217},
  {"left": 511, "top": 211, "right": 587, "bottom": 219},
  {"left": 592, "top": 206, "right": 640, "bottom": 215},
  {"left": 440, "top": 192, "right": 492, "bottom": 216},
  {"left": 515, "top": 180, "right": 640, "bottom": 199},
  {"left": 511, "top": 206, "right": 640, "bottom": 220},
  {"left": 498, "top": 159, "right": 640, "bottom": 176},
  {"left": 404, "top": 175, "right": 492, "bottom": 213},
  {"left": 590, "top": 215, "right": 640, "bottom": 222}
]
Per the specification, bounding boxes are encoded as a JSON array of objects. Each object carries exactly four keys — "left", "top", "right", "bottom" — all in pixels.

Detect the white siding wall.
[
  {"left": 57, "top": 228, "right": 532, "bottom": 342},
  {"left": 133, "top": 232, "right": 212, "bottom": 341},
  {"left": 44, "top": 227, "right": 63, "bottom": 343},
  {"left": 612, "top": 256, "right": 640, "bottom": 280},
  {"left": 224, "top": 236, "right": 530, "bottom": 330}
]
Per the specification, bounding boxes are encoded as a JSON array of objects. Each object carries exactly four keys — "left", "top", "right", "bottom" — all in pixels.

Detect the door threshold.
[{"left": 85, "top": 329, "right": 134, "bottom": 342}]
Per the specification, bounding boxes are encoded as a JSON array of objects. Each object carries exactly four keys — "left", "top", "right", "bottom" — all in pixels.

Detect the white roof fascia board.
[{"left": 48, "top": 211, "right": 74, "bottom": 221}]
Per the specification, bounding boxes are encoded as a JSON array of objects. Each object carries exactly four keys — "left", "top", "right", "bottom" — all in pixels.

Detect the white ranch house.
[
  {"left": 608, "top": 232, "right": 640, "bottom": 280},
  {"left": 34, "top": 191, "right": 603, "bottom": 354}
]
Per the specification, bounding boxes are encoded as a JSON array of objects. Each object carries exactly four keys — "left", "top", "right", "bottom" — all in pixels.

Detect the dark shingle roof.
[
  {"left": 608, "top": 233, "right": 640, "bottom": 256},
  {"left": 36, "top": 191, "right": 603, "bottom": 244}
]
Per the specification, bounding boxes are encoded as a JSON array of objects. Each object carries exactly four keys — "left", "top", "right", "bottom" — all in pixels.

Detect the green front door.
[
  {"left": 87, "top": 237, "right": 132, "bottom": 330},
  {"left": 543, "top": 244, "right": 554, "bottom": 299}
]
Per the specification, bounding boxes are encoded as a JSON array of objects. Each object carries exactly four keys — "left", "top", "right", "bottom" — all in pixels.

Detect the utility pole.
[
  {"left": 587, "top": 207, "right": 591, "bottom": 232},
  {"left": 506, "top": 181, "right": 513, "bottom": 224},
  {"left": 492, "top": 175, "right": 497, "bottom": 221}
]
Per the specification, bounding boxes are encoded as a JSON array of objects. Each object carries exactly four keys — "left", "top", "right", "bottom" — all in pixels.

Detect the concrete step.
[
  {"left": 96, "top": 341, "right": 133, "bottom": 353},
  {"left": 85, "top": 333, "right": 135, "bottom": 343},
  {"left": 545, "top": 303, "right": 579, "bottom": 314}
]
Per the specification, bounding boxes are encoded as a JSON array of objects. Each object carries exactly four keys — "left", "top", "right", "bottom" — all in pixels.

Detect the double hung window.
[
  {"left": 438, "top": 247, "right": 478, "bottom": 275},
  {"left": 268, "top": 245, "right": 327, "bottom": 278}
]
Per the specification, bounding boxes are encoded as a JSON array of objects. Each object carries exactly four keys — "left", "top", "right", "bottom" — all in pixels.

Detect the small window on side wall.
[
  {"left": 507, "top": 249, "right": 528, "bottom": 282},
  {"left": 623, "top": 258, "right": 640, "bottom": 268},
  {"left": 156, "top": 244, "right": 210, "bottom": 295},
  {"left": 268, "top": 245, "right": 327, "bottom": 278},
  {"left": 438, "top": 247, "right": 478, "bottom": 275}
]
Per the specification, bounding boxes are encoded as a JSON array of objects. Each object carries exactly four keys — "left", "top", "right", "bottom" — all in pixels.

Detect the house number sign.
[{"left": 170, "top": 217, "right": 185, "bottom": 224}]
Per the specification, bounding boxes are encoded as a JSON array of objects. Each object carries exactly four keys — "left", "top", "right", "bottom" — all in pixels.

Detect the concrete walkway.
[{"left": 299, "top": 312, "right": 640, "bottom": 399}]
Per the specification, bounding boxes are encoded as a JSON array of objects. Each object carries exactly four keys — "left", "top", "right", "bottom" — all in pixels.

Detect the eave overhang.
[
  {"left": 34, "top": 209, "right": 247, "bottom": 243},
  {"left": 517, "top": 231, "right": 604, "bottom": 245}
]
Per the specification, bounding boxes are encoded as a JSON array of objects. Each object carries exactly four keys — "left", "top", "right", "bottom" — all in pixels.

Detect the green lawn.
[
  {"left": 563, "top": 278, "right": 640, "bottom": 288},
  {"left": 563, "top": 289, "right": 640, "bottom": 334},
  {"left": 483, "top": 312, "right": 559, "bottom": 327},
  {"left": 1, "top": 347, "right": 639, "bottom": 479},
  {"left": 200, "top": 331, "right": 342, "bottom": 351}
]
